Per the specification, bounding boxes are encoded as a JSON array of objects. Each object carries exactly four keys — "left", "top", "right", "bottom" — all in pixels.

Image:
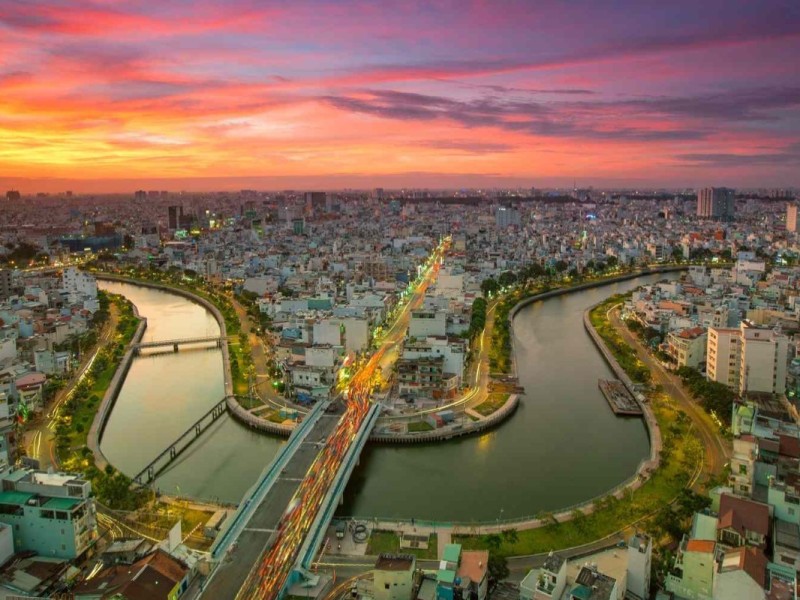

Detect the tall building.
[
  {"left": 5, "top": 190, "right": 20, "bottom": 201},
  {"left": 495, "top": 205, "right": 521, "bottom": 228},
  {"left": 133, "top": 190, "right": 146, "bottom": 200},
  {"left": 787, "top": 202, "right": 798, "bottom": 233},
  {"left": 168, "top": 205, "right": 183, "bottom": 230},
  {"left": 696, "top": 187, "right": 735, "bottom": 221},
  {"left": 304, "top": 192, "right": 326, "bottom": 214},
  {"left": 707, "top": 322, "right": 788, "bottom": 395},
  {"left": 0, "top": 269, "right": 11, "bottom": 300}
]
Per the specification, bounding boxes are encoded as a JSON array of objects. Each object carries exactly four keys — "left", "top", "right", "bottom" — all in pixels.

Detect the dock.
[{"left": 598, "top": 379, "right": 643, "bottom": 416}]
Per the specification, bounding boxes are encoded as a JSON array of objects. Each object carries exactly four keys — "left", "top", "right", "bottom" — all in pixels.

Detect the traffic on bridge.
[{"left": 214, "top": 237, "right": 449, "bottom": 599}]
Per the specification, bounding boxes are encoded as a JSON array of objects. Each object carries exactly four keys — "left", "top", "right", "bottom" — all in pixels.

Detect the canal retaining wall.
[
  {"left": 225, "top": 395, "right": 294, "bottom": 436},
  {"left": 582, "top": 304, "right": 662, "bottom": 473},
  {"left": 87, "top": 302, "right": 148, "bottom": 472}
]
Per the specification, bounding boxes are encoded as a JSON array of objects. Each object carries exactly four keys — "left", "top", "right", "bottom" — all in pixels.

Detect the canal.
[{"left": 99, "top": 273, "right": 674, "bottom": 519}]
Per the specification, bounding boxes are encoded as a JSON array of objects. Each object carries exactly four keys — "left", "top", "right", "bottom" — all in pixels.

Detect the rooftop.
[{"left": 374, "top": 553, "right": 415, "bottom": 572}]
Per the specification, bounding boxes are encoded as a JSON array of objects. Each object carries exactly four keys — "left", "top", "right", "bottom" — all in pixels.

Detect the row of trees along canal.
[
  {"left": 44, "top": 291, "right": 147, "bottom": 509},
  {"left": 85, "top": 259, "right": 255, "bottom": 396}
]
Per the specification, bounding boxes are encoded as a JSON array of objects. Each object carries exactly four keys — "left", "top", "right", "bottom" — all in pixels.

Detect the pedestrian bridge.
[{"left": 132, "top": 336, "right": 225, "bottom": 354}]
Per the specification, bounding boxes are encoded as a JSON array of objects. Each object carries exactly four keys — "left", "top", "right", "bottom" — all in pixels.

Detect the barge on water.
[{"left": 598, "top": 379, "right": 643, "bottom": 416}]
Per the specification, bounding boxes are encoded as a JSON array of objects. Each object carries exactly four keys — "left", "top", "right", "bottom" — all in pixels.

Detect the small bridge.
[
  {"left": 133, "top": 398, "right": 228, "bottom": 486},
  {"left": 132, "top": 336, "right": 224, "bottom": 354}
]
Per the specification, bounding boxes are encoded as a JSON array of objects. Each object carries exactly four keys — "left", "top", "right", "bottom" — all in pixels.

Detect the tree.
[
  {"left": 487, "top": 553, "right": 509, "bottom": 583},
  {"left": 480, "top": 277, "right": 499, "bottom": 297},
  {"left": 498, "top": 271, "right": 517, "bottom": 288},
  {"left": 554, "top": 260, "right": 568, "bottom": 273},
  {"left": 500, "top": 528, "right": 518, "bottom": 546},
  {"left": 484, "top": 533, "right": 502, "bottom": 552}
]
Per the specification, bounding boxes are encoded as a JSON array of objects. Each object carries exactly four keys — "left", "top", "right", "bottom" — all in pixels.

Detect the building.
[
  {"left": 457, "top": 550, "right": 488, "bottom": 600},
  {"left": 495, "top": 205, "right": 521, "bottom": 228},
  {"left": 666, "top": 327, "right": 707, "bottom": 369},
  {"left": 0, "top": 465, "right": 97, "bottom": 560},
  {"left": 787, "top": 203, "right": 798, "bottom": 233},
  {"left": 707, "top": 322, "right": 788, "bottom": 396},
  {"left": 0, "top": 269, "right": 11, "bottom": 300},
  {"left": 567, "top": 565, "right": 618, "bottom": 600},
  {"left": 666, "top": 538, "right": 716, "bottom": 600},
  {"left": 73, "top": 548, "right": 190, "bottom": 599},
  {"left": 697, "top": 187, "right": 735, "bottom": 221},
  {"left": 373, "top": 553, "right": 416, "bottom": 600},
  {"left": 168, "top": 205, "right": 183, "bottom": 230},
  {"left": 5, "top": 190, "right": 20, "bottom": 201},
  {"left": 626, "top": 533, "right": 652, "bottom": 600},
  {"left": 519, "top": 551, "right": 566, "bottom": 600},
  {"left": 409, "top": 310, "right": 447, "bottom": 338}
]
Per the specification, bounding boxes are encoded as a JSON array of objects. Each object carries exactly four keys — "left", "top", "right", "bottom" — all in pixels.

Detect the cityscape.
[{"left": 0, "top": 2, "right": 799, "bottom": 600}]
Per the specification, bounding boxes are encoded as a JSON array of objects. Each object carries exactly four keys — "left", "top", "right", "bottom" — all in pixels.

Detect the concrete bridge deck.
[{"left": 199, "top": 411, "right": 343, "bottom": 599}]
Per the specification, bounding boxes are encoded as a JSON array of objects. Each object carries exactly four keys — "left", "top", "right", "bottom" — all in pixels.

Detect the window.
[
  {"left": 739, "top": 464, "right": 747, "bottom": 475},
  {"left": 385, "top": 584, "right": 390, "bottom": 590}
]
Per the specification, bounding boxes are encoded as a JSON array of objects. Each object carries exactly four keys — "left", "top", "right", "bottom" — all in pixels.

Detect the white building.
[
  {"left": 409, "top": 310, "right": 447, "bottom": 338},
  {"left": 707, "top": 322, "right": 788, "bottom": 396},
  {"left": 626, "top": 533, "right": 652, "bottom": 600},
  {"left": 62, "top": 267, "right": 97, "bottom": 299}
]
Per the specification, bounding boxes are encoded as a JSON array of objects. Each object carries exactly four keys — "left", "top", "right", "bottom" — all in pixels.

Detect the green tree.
[
  {"left": 500, "top": 528, "right": 518, "bottom": 546},
  {"left": 488, "top": 553, "right": 509, "bottom": 582},
  {"left": 480, "top": 277, "right": 499, "bottom": 297}
]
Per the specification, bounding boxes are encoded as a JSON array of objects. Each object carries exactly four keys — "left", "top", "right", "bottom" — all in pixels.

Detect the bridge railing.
[
  {"left": 210, "top": 397, "right": 331, "bottom": 560},
  {"left": 296, "top": 402, "right": 382, "bottom": 572}
]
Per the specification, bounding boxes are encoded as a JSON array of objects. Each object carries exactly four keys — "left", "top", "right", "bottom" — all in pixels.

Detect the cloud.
[
  {"left": 675, "top": 144, "right": 800, "bottom": 167},
  {"left": 322, "top": 89, "right": 708, "bottom": 141}
]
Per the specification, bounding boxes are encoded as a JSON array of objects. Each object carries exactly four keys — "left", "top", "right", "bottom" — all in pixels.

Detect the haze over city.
[{"left": 1, "top": 0, "right": 799, "bottom": 192}]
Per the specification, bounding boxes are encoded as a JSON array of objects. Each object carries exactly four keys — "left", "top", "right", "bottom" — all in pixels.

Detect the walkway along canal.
[{"left": 98, "top": 272, "right": 677, "bottom": 520}]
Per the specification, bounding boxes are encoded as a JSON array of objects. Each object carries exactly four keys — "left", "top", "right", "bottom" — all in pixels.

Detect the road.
[
  {"left": 608, "top": 306, "right": 730, "bottom": 484},
  {"left": 202, "top": 239, "right": 449, "bottom": 599},
  {"left": 23, "top": 300, "right": 119, "bottom": 470}
]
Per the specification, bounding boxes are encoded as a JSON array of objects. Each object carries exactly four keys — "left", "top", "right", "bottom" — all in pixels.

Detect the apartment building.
[{"left": 707, "top": 322, "right": 788, "bottom": 396}]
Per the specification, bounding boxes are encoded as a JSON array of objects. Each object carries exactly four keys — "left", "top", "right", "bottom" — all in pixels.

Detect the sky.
[{"left": 1, "top": 0, "right": 799, "bottom": 192}]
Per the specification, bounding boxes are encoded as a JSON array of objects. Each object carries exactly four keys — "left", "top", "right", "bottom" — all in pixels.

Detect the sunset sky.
[{"left": 1, "top": 0, "right": 799, "bottom": 191}]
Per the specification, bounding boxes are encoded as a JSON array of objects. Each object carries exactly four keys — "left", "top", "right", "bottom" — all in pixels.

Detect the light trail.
[{"left": 233, "top": 238, "right": 449, "bottom": 599}]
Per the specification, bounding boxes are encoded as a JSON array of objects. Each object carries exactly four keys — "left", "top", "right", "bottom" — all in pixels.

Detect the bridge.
[
  {"left": 197, "top": 237, "right": 449, "bottom": 600},
  {"left": 132, "top": 398, "right": 228, "bottom": 486},
  {"left": 132, "top": 336, "right": 224, "bottom": 354}
]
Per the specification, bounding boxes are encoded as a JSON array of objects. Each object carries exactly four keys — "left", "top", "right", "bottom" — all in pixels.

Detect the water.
[
  {"left": 98, "top": 281, "right": 283, "bottom": 502},
  {"left": 99, "top": 274, "right": 672, "bottom": 516}
]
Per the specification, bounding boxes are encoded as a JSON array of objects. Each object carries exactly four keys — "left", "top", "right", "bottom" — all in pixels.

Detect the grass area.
[
  {"left": 474, "top": 393, "right": 510, "bottom": 417},
  {"left": 234, "top": 394, "right": 266, "bottom": 410},
  {"left": 588, "top": 294, "right": 651, "bottom": 384},
  {"left": 407, "top": 421, "right": 434, "bottom": 432},
  {"left": 54, "top": 292, "right": 149, "bottom": 510},
  {"left": 453, "top": 298, "right": 703, "bottom": 557},
  {"left": 366, "top": 530, "right": 439, "bottom": 559}
]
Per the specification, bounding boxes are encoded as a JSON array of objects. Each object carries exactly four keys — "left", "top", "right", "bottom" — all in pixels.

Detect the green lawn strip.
[
  {"left": 366, "top": 530, "right": 438, "bottom": 560},
  {"left": 407, "top": 421, "right": 434, "bottom": 432},
  {"left": 454, "top": 300, "right": 702, "bottom": 558},
  {"left": 53, "top": 292, "right": 150, "bottom": 510},
  {"left": 474, "top": 393, "right": 510, "bottom": 417}
]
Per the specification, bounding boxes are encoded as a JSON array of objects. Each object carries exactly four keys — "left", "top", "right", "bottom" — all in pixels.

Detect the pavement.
[{"left": 608, "top": 306, "right": 730, "bottom": 485}]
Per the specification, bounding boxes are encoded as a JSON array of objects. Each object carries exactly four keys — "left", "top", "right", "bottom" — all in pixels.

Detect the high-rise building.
[
  {"left": 495, "top": 205, "right": 521, "bottom": 228},
  {"left": 168, "top": 205, "right": 183, "bottom": 230},
  {"left": 0, "top": 269, "right": 11, "bottom": 300},
  {"left": 707, "top": 322, "right": 788, "bottom": 396},
  {"left": 696, "top": 187, "right": 735, "bottom": 221},
  {"left": 304, "top": 192, "right": 326, "bottom": 214},
  {"left": 787, "top": 203, "right": 798, "bottom": 233},
  {"left": 134, "top": 190, "right": 146, "bottom": 200},
  {"left": 5, "top": 190, "right": 20, "bottom": 201}
]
